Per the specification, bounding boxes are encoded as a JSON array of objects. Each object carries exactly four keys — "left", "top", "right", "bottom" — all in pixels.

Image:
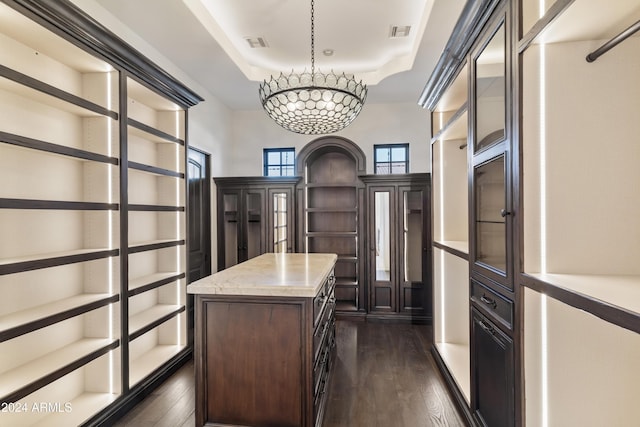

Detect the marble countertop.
[{"left": 187, "top": 253, "right": 337, "bottom": 297}]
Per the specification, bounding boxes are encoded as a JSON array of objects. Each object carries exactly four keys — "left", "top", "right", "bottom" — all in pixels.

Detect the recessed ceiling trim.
[{"left": 183, "top": 0, "right": 437, "bottom": 85}]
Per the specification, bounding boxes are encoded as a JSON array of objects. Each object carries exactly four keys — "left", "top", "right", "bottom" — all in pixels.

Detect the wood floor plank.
[{"left": 113, "top": 321, "right": 466, "bottom": 426}]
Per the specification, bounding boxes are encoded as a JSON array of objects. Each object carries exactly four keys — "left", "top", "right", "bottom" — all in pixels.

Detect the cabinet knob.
[{"left": 500, "top": 209, "right": 511, "bottom": 218}]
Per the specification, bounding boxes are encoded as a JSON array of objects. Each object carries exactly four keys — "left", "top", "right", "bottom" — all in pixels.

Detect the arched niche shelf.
[
  {"left": 296, "top": 136, "right": 367, "bottom": 177},
  {"left": 296, "top": 136, "right": 366, "bottom": 318}
]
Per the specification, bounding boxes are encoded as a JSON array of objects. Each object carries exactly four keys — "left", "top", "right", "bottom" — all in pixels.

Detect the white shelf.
[
  {"left": 434, "top": 342, "right": 471, "bottom": 404},
  {"left": 0, "top": 3, "right": 110, "bottom": 78},
  {"left": 129, "top": 272, "right": 182, "bottom": 293},
  {"left": 0, "top": 77, "right": 108, "bottom": 118},
  {"left": 434, "top": 240, "right": 469, "bottom": 255},
  {"left": 527, "top": 273, "right": 640, "bottom": 316},
  {"left": 128, "top": 123, "right": 180, "bottom": 144},
  {"left": 435, "top": 110, "right": 468, "bottom": 142},
  {"left": 0, "top": 293, "right": 113, "bottom": 336},
  {"left": 0, "top": 338, "right": 114, "bottom": 399},
  {"left": 129, "top": 304, "right": 182, "bottom": 336},
  {"left": 533, "top": 0, "right": 640, "bottom": 45},
  {"left": 128, "top": 238, "right": 183, "bottom": 251},
  {"left": 524, "top": 288, "right": 640, "bottom": 427},
  {"left": 0, "top": 247, "right": 114, "bottom": 268},
  {"left": 129, "top": 344, "right": 185, "bottom": 386}
]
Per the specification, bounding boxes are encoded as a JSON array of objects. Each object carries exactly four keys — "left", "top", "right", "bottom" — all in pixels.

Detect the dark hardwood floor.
[{"left": 113, "top": 321, "right": 465, "bottom": 427}]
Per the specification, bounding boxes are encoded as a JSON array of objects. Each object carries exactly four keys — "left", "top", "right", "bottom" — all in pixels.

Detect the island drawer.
[{"left": 313, "top": 270, "right": 335, "bottom": 327}]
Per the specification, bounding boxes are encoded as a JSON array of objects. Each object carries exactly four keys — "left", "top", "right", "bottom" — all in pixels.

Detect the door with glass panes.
[{"left": 365, "top": 175, "right": 430, "bottom": 319}]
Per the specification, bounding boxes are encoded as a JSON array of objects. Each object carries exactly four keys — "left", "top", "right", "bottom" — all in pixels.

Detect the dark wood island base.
[{"left": 188, "top": 253, "right": 337, "bottom": 427}]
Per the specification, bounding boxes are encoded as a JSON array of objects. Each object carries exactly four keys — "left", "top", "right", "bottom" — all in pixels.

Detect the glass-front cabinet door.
[
  {"left": 370, "top": 188, "right": 396, "bottom": 312},
  {"left": 474, "top": 20, "right": 506, "bottom": 153},
  {"left": 222, "top": 192, "right": 240, "bottom": 269},
  {"left": 399, "top": 188, "right": 428, "bottom": 313},
  {"left": 244, "top": 189, "right": 265, "bottom": 261},
  {"left": 470, "top": 7, "right": 512, "bottom": 288},
  {"left": 474, "top": 156, "right": 507, "bottom": 274},
  {"left": 272, "top": 192, "right": 288, "bottom": 253}
]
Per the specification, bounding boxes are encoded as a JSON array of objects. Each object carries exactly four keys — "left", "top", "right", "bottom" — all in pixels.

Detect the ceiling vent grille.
[
  {"left": 389, "top": 25, "right": 411, "bottom": 38},
  {"left": 245, "top": 37, "right": 268, "bottom": 48}
]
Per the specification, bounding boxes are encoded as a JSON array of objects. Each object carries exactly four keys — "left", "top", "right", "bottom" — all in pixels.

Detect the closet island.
[{"left": 187, "top": 252, "right": 337, "bottom": 427}]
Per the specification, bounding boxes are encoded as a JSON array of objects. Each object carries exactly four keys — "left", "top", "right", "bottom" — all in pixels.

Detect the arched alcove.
[{"left": 296, "top": 136, "right": 366, "bottom": 316}]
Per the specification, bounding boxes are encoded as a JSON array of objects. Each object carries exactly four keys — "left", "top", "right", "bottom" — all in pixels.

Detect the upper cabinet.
[
  {"left": 473, "top": 21, "right": 506, "bottom": 153},
  {"left": 214, "top": 177, "right": 300, "bottom": 270},
  {"left": 362, "top": 174, "right": 431, "bottom": 322},
  {"left": 470, "top": 4, "right": 514, "bottom": 289}
]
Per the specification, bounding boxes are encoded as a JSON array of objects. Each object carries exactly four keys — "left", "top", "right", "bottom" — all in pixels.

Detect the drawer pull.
[
  {"left": 480, "top": 294, "right": 497, "bottom": 309},
  {"left": 478, "top": 319, "right": 495, "bottom": 335}
]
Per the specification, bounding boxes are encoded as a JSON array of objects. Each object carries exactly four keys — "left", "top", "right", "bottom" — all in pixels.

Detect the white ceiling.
[{"left": 93, "top": 0, "right": 467, "bottom": 110}]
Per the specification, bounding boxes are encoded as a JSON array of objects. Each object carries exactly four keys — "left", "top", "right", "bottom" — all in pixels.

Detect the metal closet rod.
[{"left": 586, "top": 19, "right": 640, "bottom": 62}]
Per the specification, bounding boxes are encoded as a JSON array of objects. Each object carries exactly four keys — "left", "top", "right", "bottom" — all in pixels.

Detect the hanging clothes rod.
[{"left": 586, "top": 19, "right": 640, "bottom": 62}]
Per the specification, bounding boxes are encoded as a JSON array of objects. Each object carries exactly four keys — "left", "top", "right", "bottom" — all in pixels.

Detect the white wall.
[{"left": 230, "top": 102, "right": 432, "bottom": 176}]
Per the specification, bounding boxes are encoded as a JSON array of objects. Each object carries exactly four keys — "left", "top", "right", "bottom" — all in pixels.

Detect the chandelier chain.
[
  {"left": 257, "top": 0, "right": 367, "bottom": 135},
  {"left": 310, "top": 0, "right": 315, "bottom": 77}
]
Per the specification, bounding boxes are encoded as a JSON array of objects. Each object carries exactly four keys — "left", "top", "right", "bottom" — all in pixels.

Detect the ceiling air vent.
[
  {"left": 245, "top": 37, "right": 268, "bottom": 48},
  {"left": 389, "top": 25, "right": 411, "bottom": 38}
]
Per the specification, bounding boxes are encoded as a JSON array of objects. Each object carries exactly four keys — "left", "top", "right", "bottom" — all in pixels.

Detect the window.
[
  {"left": 374, "top": 144, "right": 409, "bottom": 174},
  {"left": 264, "top": 148, "right": 295, "bottom": 176}
]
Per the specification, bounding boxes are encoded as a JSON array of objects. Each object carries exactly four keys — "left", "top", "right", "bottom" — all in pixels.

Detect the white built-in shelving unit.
[
  {"left": 0, "top": 0, "right": 200, "bottom": 425},
  {"left": 521, "top": 0, "right": 640, "bottom": 424},
  {"left": 430, "top": 66, "right": 471, "bottom": 403}
]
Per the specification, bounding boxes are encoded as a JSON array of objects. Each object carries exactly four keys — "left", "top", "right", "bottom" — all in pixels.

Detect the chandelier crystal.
[{"left": 258, "top": 0, "right": 367, "bottom": 135}]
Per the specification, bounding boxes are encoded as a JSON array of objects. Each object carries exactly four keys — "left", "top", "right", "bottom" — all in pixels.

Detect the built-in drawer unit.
[
  {"left": 312, "top": 272, "right": 336, "bottom": 426},
  {"left": 471, "top": 278, "right": 513, "bottom": 330}
]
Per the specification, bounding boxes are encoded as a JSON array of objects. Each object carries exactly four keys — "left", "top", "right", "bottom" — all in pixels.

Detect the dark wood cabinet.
[
  {"left": 362, "top": 174, "right": 431, "bottom": 322},
  {"left": 469, "top": 4, "right": 514, "bottom": 291},
  {"left": 296, "top": 137, "right": 367, "bottom": 318},
  {"left": 471, "top": 308, "right": 514, "bottom": 427},
  {"left": 214, "top": 176, "right": 299, "bottom": 270},
  {"left": 192, "top": 254, "right": 336, "bottom": 427}
]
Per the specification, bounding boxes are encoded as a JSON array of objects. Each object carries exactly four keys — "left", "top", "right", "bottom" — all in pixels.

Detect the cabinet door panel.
[
  {"left": 370, "top": 188, "right": 396, "bottom": 312},
  {"left": 222, "top": 191, "right": 240, "bottom": 269},
  {"left": 472, "top": 308, "right": 514, "bottom": 427},
  {"left": 399, "top": 187, "right": 428, "bottom": 313}
]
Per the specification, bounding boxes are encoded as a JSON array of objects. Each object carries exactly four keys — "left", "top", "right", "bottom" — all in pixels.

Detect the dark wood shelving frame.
[
  {"left": 128, "top": 305, "right": 186, "bottom": 341},
  {"left": 128, "top": 272, "right": 186, "bottom": 297},
  {"left": 127, "top": 118, "right": 185, "bottom": 145},
  {"left": 0, "top": 131, "right": 119, "bottom": 165},
  {"left": 0, "top": 248, "right": 120, "bottom": 276},
  {"left": 0, "top": 198, "right": 119, "bottom": 210},
  {"left": 1, "top": 339, "right": 120, "bottom": 404},
  {"left": 128, "top": 239, "right": 186, "bottom": 254},
  {"left": 0, "top": 294, "right": 120, "bottom": 342},
  {"left": 0, "top": 0, "right": 202, "bottom": 424},
  {"left": 0, "top": 63, "right": 119, "bottom": 119},
  {"left": 128, "top": 160, "right": 185, "bottom": 179}
]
